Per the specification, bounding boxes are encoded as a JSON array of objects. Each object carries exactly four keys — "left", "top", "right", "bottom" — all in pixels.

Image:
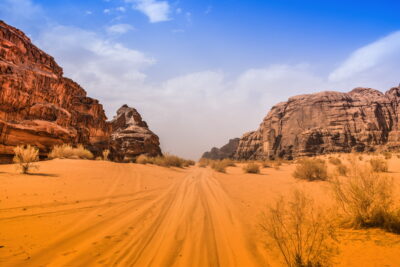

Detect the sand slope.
[{"left": 1, "top": 158, "right": 400, "bottom": 266}]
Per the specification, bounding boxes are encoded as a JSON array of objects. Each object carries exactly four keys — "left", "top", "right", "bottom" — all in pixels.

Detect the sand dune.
[{"left": 1, "top": 158, "right": 400, "bottom": 266}]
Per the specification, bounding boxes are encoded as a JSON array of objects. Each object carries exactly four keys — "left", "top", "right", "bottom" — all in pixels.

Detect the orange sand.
[{"left": 0, "top": 156, "right": 400, "bottom": 266}]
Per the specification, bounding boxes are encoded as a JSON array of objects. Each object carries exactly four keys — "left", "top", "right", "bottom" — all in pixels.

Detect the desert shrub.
[
  {"left": 198, "top": 158, "right": 210, "bottom": 168},
  {"left": 221, "top": 158, "right": 236, "bottom": 167},
  {"left": 331, "top": 164, "right": 400, "bottom": 233},
  {"left": 293, "top": 158, "right": 328, "bottom": 181},
  {"left": 382, "top": 152, "right": 392, "bottom": 160},
  {"left": 211, "top": 160, "right": 228, "bottom": 173},
  {"left": 158, "top": 154, "right": 186, "bottom": 167},
  {"left": 136, "top": 154, "right": 192, "bottom": 168},
  {"left": 102, "top": 149, "right": 110, "bottom": 160},
  {"left": 260, "top": 190, "right": 337, "bottom": 267},
  {"left": 262, "top": 161, "right": 272, "bottom": 168},
  {"left": 243, "top": 163, "right": 260, "bottom": 174},
  {"left": 328, "top": 157, "right": 341, "bottom": 166},
  {"left": 48, "top": 144, "right": 93, "bottom": 160},
  {"left": 358, "top": 155, "right": 363, "bottom": 161},
  {"left": 95, "top": 156, "right": 103, "bottom": 161},
  {"left": 397, "top": 154, "right": 400, "bottom": 159},
  {"left": 369, "top": 158, "right": 388, "bottom": 172},
  {"left": 13, "top": 145, "right": 39, "bottom": 174},
  {"left": 335, "top": 163, "right": 348, "bottom": 176},
  {"left": 135, "top": 154, "right": 151, "bottom": 164}
]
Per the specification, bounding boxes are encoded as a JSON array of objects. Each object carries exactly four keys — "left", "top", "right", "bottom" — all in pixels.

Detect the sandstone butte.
[
  {"left": 0, "top": 20, "right": 161, "bottom": 162},
  {"left": 205, "top": 87, "right": 400, "bottom": 160}
]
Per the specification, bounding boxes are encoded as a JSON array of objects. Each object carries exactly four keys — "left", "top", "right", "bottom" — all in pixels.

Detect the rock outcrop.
[
  {"left": 0, "top": 20, "right": 162, "bottom": 162},
  {"left": 111, "top": 105, "right": 162, "bottom": 162},
  {"left": 202, "top": 138, "right": 240, "bottom": 160},
  {"left": 234, "top": 87, "right": 400, "bottom": 160},
  {"left": 0, "top": 20, "right": 111, "bottom": 161}
]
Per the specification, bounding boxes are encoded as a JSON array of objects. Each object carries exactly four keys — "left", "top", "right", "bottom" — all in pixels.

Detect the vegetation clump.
[
  {"left": 13, "top": 145, "right": 39, "bottom": 174},
  {"left": 331, "top": 163, "right": 400, "bottom": 234},
  {"left": 211, "top": 160, "right": 228, "bottom": 173},
  {"left": 243, "top": 163, "right": 260, "bottom": 174},
  {"left": 102, "top": 149, "right": 110, "bottom": 161},
  {"left": 260, "top": 190, "right": 337, "bottom": 267},
  {"left": 135, "top": 154, "right": 194, "bottom": 168},
  {"left": 369, "top": 158, "right": 388, "bottom": 172},
  {"left": 48, "top": 144, "right": 93, "bottom": 160},
  {"left": 293, "top": 158, "right": 328, "bottom": 181},
  {"left": 328, "top": 157, "right": 341, "bottom": 165},
  {"left": 335, "top": 163, "right": 348, "bottom": 176},
  {"left": 382, "top": 152, "right": 392, "bottom": 160}
]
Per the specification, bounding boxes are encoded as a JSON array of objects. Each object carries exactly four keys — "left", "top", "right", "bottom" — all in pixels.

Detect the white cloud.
[
  {"left": 103, "top": 9, "right": 111, "bottom": 14},
  {"left": 36, "top": 25, "right": 155, "bottom": 113},
  {"left": 106, "top": 23, "right": 135, "bottom": 35},
  {"left": 329, "top": 31, "right": 400, "bottom": 89},
  {"left": 116, "top": 6, "right": 126, "bottom": 12},
  {"left": 126, "top": 0, "right": 171, "bottom": 23}
]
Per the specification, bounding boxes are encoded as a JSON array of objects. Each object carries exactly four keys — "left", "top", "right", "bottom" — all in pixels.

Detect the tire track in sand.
[{"left": 10, "top": 167, "right": 266, "bottom": 267}]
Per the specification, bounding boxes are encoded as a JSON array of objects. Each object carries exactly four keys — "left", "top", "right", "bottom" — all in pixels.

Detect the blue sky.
[{"left": 1, "top": 0, "right": 400, "bottom": 158}]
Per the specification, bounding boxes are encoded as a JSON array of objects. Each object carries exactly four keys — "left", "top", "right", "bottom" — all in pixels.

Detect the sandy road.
[{"left": 0, "top": 162, "right": 265, "bottom": 266}]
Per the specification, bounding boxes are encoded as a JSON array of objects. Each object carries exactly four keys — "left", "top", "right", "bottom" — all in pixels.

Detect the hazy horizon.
[{"left": 2, "top": 0, "right": 400, "bottom": 159}]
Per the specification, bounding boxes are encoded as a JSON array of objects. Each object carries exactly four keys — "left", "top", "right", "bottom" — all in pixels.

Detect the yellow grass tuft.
[
  {"left": 13, "top": 145, "right": 39, "bottom": 174},
  {"left": 48, "top": 144, "right": 94, "bottom": 160}
]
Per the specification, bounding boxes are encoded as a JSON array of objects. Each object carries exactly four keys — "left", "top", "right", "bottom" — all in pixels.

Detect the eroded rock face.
[
  {"left": 202, "top": 138, "right": 240, "bottom": 160},
  {"left": 0, "top": 21, "right": 107, "bottom": 161},
  {"left": 111, "top": 105, "right": 162, "bottom": 161},
  {"left": 235, "top": 87, "right": 400, "bottom": 160}
]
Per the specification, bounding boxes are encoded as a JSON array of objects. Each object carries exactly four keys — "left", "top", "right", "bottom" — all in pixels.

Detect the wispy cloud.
[
  {"left": 329, "top": 31, "right": 400, "bottom": 89},
  {"left": 106, "top": 23, "right": 135, "bottom": 35},
  {"left": 126, "top": 0, "right": 171, "bottom": 23}
]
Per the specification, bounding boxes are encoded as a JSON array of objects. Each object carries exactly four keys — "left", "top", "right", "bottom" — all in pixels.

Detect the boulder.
[{"left": 110, "top": 105, "right": 162, "bottom": 162}]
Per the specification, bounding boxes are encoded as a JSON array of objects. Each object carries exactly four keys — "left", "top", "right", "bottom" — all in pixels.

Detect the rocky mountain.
[
  {"left": 0, "top": 20, "right": 161, "bottom": 162},
  {"left": 202, "top": 138, "right": 240, "bottom": 160},
  {"left": 111, "top": 105, "right": 162, "bottom": 162},
  {"left": 234, "top": 87, "right": 400, "bottom": 160}
]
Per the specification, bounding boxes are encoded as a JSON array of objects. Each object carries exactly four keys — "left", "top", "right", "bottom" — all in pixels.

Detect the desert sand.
[{"left": 1, "top": 157, "right": 400, "bottom": 266}]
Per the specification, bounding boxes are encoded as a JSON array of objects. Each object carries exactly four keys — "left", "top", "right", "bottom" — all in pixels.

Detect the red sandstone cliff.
[
  {"left": 0, "top": 21, "right": 161, "bottom": 162},
  {"left": 234, "top": 87, "right": 400, "bottom": 160}
]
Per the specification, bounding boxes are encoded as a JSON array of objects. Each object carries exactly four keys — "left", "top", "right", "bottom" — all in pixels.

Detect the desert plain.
[{"left": 0, "top": 156, "right": 400, "bottom": 266}]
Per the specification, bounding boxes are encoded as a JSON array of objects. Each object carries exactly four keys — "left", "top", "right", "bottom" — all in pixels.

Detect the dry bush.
[
  {"left": 13, "top": 145, "right": 39, "bottom": 174},
  {"left": 136, "top": 154, "right": 193, "bottom": 168},
  {"left": 260, "top": 190, "right": 337, "bottom": 267},
  {"left": 397, "top": 154, "right": 400, "bottom": 159},
  {"left": 335, "top": 163, "right": 348, "bottom": 176},
  {"left": 262, "top": 161, "right": 272, "bottom": 168},
  {"left": 198, "top": 158, "right": 210, "bottom": 168},
  {"left": 243, "top": 163, "right": 260, "bottom": 174},
  {"left": 293, "top": 158, "right": 328, "bottom": 181},
  {"left": 382, "top": 152, "right": 392, "bottom": 159},
  {"left": 48, "top": 144, "right": 93, "bottom": 159},
  {"left": 328, "top": 157, "right": 341, "bottom": 166},
  {"left": 331, "top": 163, "right": 400, "bottom": 233},
  {"left": 211, "top": 160, "right": 228, "bottom": 173},
  {"left": 102, "top": 149, "right": 110, "bottom": 160},
  {"left": 136, "top": 154, "right": 151, "bottom": 164},
  {"left": 369, "top": 158, "right": 388, "bottom": 172},
  {"left": 358, "top": 155, "right": 363, "bottom": 161},
  {"left": 221, "top": 158, "right": 236, "bottom": 167}
]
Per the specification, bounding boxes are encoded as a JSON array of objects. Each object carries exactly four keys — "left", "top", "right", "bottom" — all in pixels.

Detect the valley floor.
[{"left": 0, "top": 158, "right": 400, "bottom": 266}]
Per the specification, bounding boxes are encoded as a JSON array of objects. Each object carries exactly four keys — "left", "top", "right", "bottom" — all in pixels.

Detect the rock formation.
[
  {"left": 234, "top": 87, "right": 400, "bottom": 160},
  {"left": 0, "top": 20, "right": 162, "bottom": 162},
  {"left": 202, "top": 138, "right": 240, "bottom": 160},
  {"left": 110, "top": 105, "right": 162, "bottom": 161}
]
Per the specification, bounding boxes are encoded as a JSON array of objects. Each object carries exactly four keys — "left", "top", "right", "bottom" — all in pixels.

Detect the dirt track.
[{"left": 0, "top": 161, "right": 265, "bottom": 266}]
